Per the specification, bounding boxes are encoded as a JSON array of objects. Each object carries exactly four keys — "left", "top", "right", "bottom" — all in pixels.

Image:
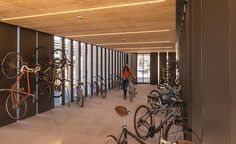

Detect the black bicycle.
[
  {"left": 105, "top": 106, "right": 146, "bottom": 144},
  {"left": 134, "top": 98, "right": 186, "bottom": 142}
]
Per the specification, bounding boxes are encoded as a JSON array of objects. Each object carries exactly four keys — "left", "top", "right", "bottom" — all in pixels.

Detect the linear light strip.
[
  {"left": 113, "top": 46, "right": 173, "bottom": 50},
  {"left": 2, "top": 0, "right": 166, "bottom": 21},
  {"left": 116, "top": 48, "right": 173, "bottom": 51},
  {"left": 67, "top": 29, "right": 170, "bottom": 37},
  {"left": 97, "top": 41, "right": 172, "bottom": 45}
]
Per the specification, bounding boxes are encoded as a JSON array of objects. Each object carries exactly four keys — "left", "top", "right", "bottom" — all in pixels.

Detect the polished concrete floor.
[{"left": 0, "top": 84, "right": 160, "bottom": 144}]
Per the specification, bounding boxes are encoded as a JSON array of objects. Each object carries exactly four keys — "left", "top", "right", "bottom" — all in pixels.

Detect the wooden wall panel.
[{"left": 0, "top": 22, "right": 17, "bottom": 126}]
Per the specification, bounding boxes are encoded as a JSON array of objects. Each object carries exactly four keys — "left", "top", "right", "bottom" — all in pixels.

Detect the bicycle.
[
  {"left": 92, "top": 75, "right": 107, "bottom": 99},
  {"left": 113, "top": 74, "right": 122, "bottom": 91},
  {"left": 134, "top": 98, "right": 186, "bottom": 141},
  {"left": 105, "top": 105, "right": 145, "bottom": 144},
  {"left": 147, "top": 83, "right": 182, "bottom": 109},
  {"left": 0, "top": 64, "right": 41, "bottom": 120},
  {"left": 124, "top": 78, "right": 137, "bottom": 102}
]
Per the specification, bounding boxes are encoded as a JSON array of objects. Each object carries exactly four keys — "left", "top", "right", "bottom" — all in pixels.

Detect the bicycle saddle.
[{"left": 115, "top": 106, "right": 130, "bottom": 117}]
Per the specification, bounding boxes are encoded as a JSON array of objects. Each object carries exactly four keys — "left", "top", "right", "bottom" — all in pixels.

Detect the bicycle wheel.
[
  {"left": 1, "top": 52, "right": 23, "bottom": 79},
  {"left": 76, "top": 87, "right": 84, "bottom": 107},
  {"left": 38, "top": 81, "right": 52, "bottom": 103},
  {"left": 100, "top": 83, "right": 107, "bottom": 99},
  {"left": 5, "top": 93, "right": 27, "bottom": 120},
  {"left": 51, "top": 49, "right": 66, "bottom": 69},
  {"left": 128, "top": 86, "right": 133, "bottom": 102},
  {"left": 52, "top": 78, "right": 63, "bottom": 98},
  {"left": 134, "top": 105, "right": 153, "bottom": 140},
  {"left": 93, "top": 82, "right": 99, "bottom": 95},
  {"left": 164, "top": 121, "right": 184, "bottom": 142},
  {"left": 32, "top": 47, "right": 52, "bottom": 71},
  {"left": 105, "top": 135, "right": 118, "bottom": 144}
]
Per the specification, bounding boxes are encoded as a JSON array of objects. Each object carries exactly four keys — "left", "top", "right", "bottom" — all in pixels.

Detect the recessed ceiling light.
[
  {"left": 121, "top": 38, "right": 126, "bottom": 41},
  {"left": 77, "top": 16, "right": 83, "bottom": 20}
]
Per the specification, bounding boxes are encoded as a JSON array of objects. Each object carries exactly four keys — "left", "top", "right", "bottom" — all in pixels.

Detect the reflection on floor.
[{"left": 0, "top": 84, "right": 160, "bottom": 144}]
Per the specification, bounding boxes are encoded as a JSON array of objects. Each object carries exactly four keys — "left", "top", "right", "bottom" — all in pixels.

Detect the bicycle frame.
[
  {"left": 10, "top": 67, "right": 35, "bottom": 107},
  {"left": 117, "top": 128, "right": 145, "bottom": 144}
]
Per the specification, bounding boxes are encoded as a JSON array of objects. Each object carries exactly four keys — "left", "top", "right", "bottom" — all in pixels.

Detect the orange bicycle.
[{"left": 0, "top": 64, "right": 40, "bottom": 120}]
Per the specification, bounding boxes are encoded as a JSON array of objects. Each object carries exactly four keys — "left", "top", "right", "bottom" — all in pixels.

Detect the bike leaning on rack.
[
  {"left": 92, "top": 75, "right": 107, "bottom": 99},
  {"left": 105, "top": 105, "right": 145, "bottom": 144}
]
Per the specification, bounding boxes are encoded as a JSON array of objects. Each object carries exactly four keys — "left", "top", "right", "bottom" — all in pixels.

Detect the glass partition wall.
[
  {"left": 53, "top": 36, "right": 128, "bottom": 105},
  {"left": 137, "top": 54, "right": 150, "bottom": 83}
]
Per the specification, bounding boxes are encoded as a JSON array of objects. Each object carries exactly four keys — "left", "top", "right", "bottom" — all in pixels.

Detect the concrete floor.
[{"left": 0, "top": 84, "right": 160, "bottom": 144}]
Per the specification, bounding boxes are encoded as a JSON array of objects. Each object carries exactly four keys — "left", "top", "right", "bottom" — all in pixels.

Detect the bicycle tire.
[
  {"left": 32, "top": 47, "right": 52, "bottom": 71},
  {"left": 38, "top": 81, "right": 52, "bottom": 104},
  {"left": 5, "top": 93, "right": 27, "bottom": 120},
  {"left": 51, "top": 49, "right": 67, "bottom": 69},
  {"left": 76, "top": 87, "right": 84, "bottom": 107},
  {"left": 105, "top": 135, "right": 118, "bottom": 144},
  {"left": 164, "top": 121, "right": 184, "bottom": 142},
  {"left": 1, "top": 52, "right": 23, "bottom": 79},
  {"left": 93, "top": 82, "right": 99, "bottom": 96},
  {"left": 134, "top": 105, "right": 153, "bottom": 140},
  {"left": 128, "top": 87, "right": 133, "bottom": 102},
  {"left": 101, "top": 83, "right": 107, "bottom": 99},
  {"left": 52, "top": 78, "right": 63, "bottom": 98}
]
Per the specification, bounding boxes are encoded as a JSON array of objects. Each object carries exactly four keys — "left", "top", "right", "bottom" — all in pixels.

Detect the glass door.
[{"left": 137, "top": 54, "right": 150, "bottom": 83}]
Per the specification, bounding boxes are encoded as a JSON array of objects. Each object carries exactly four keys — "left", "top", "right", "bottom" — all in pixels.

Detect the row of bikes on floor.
[
  {"left": 0, "top": 47, "right": 137, "bottom": 120},
  {"left": 105, "top": 81, "right": 195, "bottom": 144}
]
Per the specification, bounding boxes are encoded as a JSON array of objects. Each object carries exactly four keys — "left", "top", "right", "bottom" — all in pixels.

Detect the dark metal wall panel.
[
  {"left": 202, "top": 1, "right": 230, "bottom": 143},
  {"left": 180, "top": 0, "right": 232, "bottom": 143},
  {"left": 150, "top": 53, "right": 158, "bottom": 85},
  {"left": 38, "top": 32, "right": 53, "bottom": 113},
  {"left": 20, "top": 28, "right": 37, "bottom": 119},
  {"left": 230, "top": 1, "right": 236, "bottom": 143},
  {"left": 191, "top": 0, "right": 203, "bottom": 143},
  {"left": 168, "top": 52, "right": 176, "bottom": 85},
  {"left": 0, "top": 22, "right": 17, "bottom": 126},
  {"left": 159, "top": 52, "right": 167, "bottom": 84}
]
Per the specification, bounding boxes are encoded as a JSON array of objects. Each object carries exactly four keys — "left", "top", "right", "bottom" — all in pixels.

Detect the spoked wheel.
[
  {"left": 38, "top": 81, "right": 52, "bottom": 105},
  {"left": 134, "top": 105, "right": 153, "bottom": 140},
  {"left": 51, "top": 49, "right": 67, "bottom": 69},
  {"left": 105, "top": 135, "right": 118, "bottom": 144},
  {"left": 164, "top": 122, "right": 184, "bottom": 143},
  {"left": 93, "top": 82, "right": 99, "bottom": 96},
  {"left": 1, "top": 52, "right": 23, "bottom": 79},
  {"left": 101, "top": 83, "right": 107, "bottom": 99},
  {"left": 32, "top": 47, "right": 52, "bottom": 71},
  {"left": 52, "top": 78, "right": 63, "bottom": 98},
  {"left": 5, "top": 93, "right": 27, "bottom": 120},
  {"left": 76, "top": 87, "right": 84, "bottom": 107},
  {"left": 128, "top": 87, "right": 134, "bottom": 102}
]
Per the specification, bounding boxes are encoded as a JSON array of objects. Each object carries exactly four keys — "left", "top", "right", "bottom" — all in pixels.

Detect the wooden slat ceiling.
[{"left": 0, "top": 0, "right": 176, "bottom": 53}]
